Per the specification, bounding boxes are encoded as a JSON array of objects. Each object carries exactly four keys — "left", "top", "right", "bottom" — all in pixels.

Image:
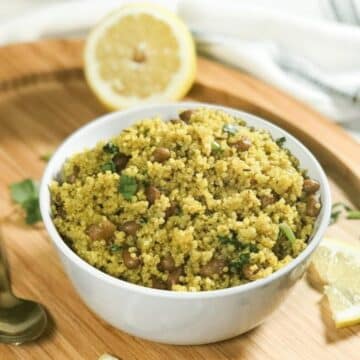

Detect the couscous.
[{"left": 50, "top": 108, "right": 321, "bottom": 291}]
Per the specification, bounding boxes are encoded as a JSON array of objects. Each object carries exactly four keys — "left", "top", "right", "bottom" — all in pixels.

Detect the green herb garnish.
[
  {"left": 248, "top": 243, "right": 259, "bottom": 253},
  {"left": 40, "top": 152, "right": 53, "bottom": 162},
  {"left": 9, "top": 179, "right": 41, "bottom": 224},
  {"left": 330, "top": 210, "right": 342, "bottom": 224},
  {"left": 109, "top": 244, "right": 122, "bottom": 253},
  {"left": 218, "top": 234, "right": 239, "bottom": 247},
  {"left": 330, "top": 202, "right": 357, "bottom": 224},
  {"left": 229, "top": 253, "right": 250, "bottom": 273},
  {"left": 332, "top": 202, "right": 352, "bottom": 211},
  {"left": 119, "top": 175, "right": 138, "bottom": 200},
  {"left": 211, "top": 141, "right": 222, "bottom": 153},
  {"left": 101, "top": 161, "right": 116, "bottom": 173},
  {"left": 223, "top": 124, "right": 239, "bottom": 135},
  {"left": 347, "top": 210, "right": 360, "bottom": 220},
  {"left": 103, "top": 142, "right": 119, "bottom": 154},
  {"left": 279, "top": 223, "right": 296, "bottom": 245},
  {"left": 275, "top": 137, "right": 286, "bottom": 147}
]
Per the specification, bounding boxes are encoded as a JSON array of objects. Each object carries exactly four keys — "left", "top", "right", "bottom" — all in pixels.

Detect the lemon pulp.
[{"left": 84, "top": 4, "right": 196, "bottom": 109}]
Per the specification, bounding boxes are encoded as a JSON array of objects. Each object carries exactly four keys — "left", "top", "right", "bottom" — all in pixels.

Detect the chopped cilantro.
[
  {"left": 330, "top": 202, "right": 358, "bottom": 224},
  {"left": 40, "top": 152, "right": 53, "bottom": 162},
  {"left": 109, "top": 244, "right": 122, "bottom": 253},
  {"left": 9, "top": 179, "right": 41, "bottom": 224},
  {"left": 236, "top": 118, "right": 247, "bottom": 126},
  {"left": 223, "top": 124, "right": 239, "bottom": 135},
  {"left": 101, "top": 161, "right": 116, "bottom": 173},
  {"left": 330, "top": 210, "right": 342, "bottom": 224},
  {"left": 332, "top": 202, "right": 352, "bottom": 212},
  {"left": 275, "top": 137, "right": 286, "bottom": 147},
  {"left": 229, "top": 253, "right": 250, "bottom": 273},
  {"left": 347, "top": 210, "right": 360, "bottom": 220},
  {"left": 218, "top": 234, "right": 239, "bottom": 247},
  {"left": 279, "top": 223, "right": 296, "bottom": 245},
  {"left": 103, "top": 142, "right": 119, "bottom": 154},
  {"left": 248, "top": 243, "right": 259, "bottom": 253},
  {"left": 119, "top": 175, "right": 137, "bottom": 200}
]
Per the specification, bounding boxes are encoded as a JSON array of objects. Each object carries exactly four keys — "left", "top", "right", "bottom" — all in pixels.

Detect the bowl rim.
[{"left": 40, "top": 102, "right": 331, "bottom": 299}]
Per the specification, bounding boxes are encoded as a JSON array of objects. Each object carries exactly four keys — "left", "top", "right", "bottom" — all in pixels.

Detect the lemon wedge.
[
  {"left": 309, "top": 237, "right": 360, "bottom": 328},
  {"left": 98, "top": 354, "right": 119, "bottom": 360},
  {"left": 84, "top": 3, "right": 196, "bottom": 109}
]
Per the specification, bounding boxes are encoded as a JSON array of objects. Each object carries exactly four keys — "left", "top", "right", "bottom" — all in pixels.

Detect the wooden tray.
[{"left": 0, "top": 40, "right": 359, "bottom": 360}]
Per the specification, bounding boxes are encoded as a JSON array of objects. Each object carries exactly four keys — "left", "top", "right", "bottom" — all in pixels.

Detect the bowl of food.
[{"left": 40, "top": 103, "right": 331, "bottom": 345}]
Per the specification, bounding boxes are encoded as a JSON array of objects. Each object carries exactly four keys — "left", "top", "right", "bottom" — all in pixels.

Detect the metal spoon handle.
[
  {"left": 0, "top": 228, "right": 47, "bottom": 344},
  {"left": 0, "top": 229, "right": 11, "bottom": 295}
]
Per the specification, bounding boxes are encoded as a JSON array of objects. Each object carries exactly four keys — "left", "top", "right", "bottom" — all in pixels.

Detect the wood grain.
[{"left": 0, "top": 40, "right": 359, "bottom": 360}]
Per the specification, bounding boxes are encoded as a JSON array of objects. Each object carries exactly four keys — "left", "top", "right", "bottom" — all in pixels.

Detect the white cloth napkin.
[
  {"left": 0, "top": 0, "right": 360, "bottom": 129},
  {"left": 179, "top": 0, "right": 360, "bottom": 124}
]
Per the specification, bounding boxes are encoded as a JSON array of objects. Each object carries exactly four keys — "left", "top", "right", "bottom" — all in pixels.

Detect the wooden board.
[{"left": 0, "top": 39, "right": 359, "bottom": 360}]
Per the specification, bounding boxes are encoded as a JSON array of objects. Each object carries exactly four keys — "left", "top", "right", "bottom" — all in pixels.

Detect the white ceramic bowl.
[{"left": 40, "top": 103, "right": 331, "bottom": 345}]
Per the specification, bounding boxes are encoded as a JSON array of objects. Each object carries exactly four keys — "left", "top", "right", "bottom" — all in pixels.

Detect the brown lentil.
[
  {"left": 179, "top": 109, "right": 194, "bottom": 122},
  {"left": 151, "top": 276, "right": 167, "bottom": 290},
  {"left": 303, "top": 179, "right": 320, "bottom": 194},
  {"left": 153, "top": 147, "right": 171, "bottom": 163},
  {"left": 306, "top": 195, "right": 321, "bottom": 217},
  {"left": 86, "top": 219, "right": 116, "bottom": 242},
  {"left": 113, "top": 153, "right": 130, "bottom": 173},
  {"left": 145, "top": 185, "right": 161, "bottom": 205},
  {"left": 158, "top": 254, "right": 176, "bottom": 272},
  {"left": 167, "top": 267, "right": 183, "bottom": 288},
  {"left": 199, "top": 258, "right": 226, "bottom": 277},
  {"left": 165, "top": 203, "right": 178, "bottom": 219},
  {"left": 233, "top": 137, "right": 252, "bottom": 152},
  {"left": 260, "top": 194, "right": 276, "bottom": 207},
  {"left": 122, "top": 249, "right": 141, "bottom": 269},
  {"left": 120, "top": 221, "right": 140, "bottom": 236}
]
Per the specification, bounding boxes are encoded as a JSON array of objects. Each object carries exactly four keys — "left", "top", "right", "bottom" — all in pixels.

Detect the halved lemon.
[
  {"left": 309, "top": 237, "right": 360, "bottom": 328},
  {"left": 84, "top": 3, "right": 196, "bottom": 109}
]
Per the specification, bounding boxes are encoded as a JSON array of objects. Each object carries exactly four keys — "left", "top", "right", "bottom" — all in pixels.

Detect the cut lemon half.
[
  {"left": 84, "top": 3, "right": 196, "bottom": 109},
  {"left": 309, "top": 237, "right": 360, "bottom": 328}
]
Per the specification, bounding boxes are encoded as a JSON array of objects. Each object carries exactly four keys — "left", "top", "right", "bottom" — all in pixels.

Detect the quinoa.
[{"left": 50, "top": 108, "right": 321, "bottom": 291}]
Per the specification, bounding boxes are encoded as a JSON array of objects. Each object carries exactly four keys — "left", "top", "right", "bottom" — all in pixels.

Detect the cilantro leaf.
[
  {"left": 101, "top": 161, "right": 116, "bottom": 173},
  {"left": 218, "top": 234, "right": 239, "bottom": 247},
  {"left": 103, "top": 142, "right": 119, "bottom": 154},
  {"left": 275, "top": 137, "right": 286, "bottom": 147},
  {"left": 330, "top": 202, "right": 357, "bottom": 224},
  {"left": 229, "top": 253, "right": 250, "bottom": 273},
  {"left": 23, "top": 198, "right": 42, "bottom": 224},
  {"left": 40, "top": 152, "right": 53, "bottom": 162},
  {"left": 10, "top": 179, "right": 38, "bottom": 204},
  {"left": 223, "top": 124, "right": 239, "bottom": 135},
  {"left": 347, "top": 210, "right": 360, "bottom": 220},
  {"left": 330, "top": 210, "right": 342, "bottom": 224},
  {"left": 332, "top": 202, "right": 352, "bottom": 212},
  {"left": 119, "top": 175, "right": 137, "bottom": 200},
  {"left": 9, "top": 179, "right": 42, "bottom": 224},
  {"left": 109, "top": 244, "right": 122, "bottom": 253},
  {"left": 248, "top": 243, "right": 259, "bottom": 253}
]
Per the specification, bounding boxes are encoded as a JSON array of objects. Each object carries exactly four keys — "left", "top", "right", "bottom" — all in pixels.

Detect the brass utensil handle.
[{"left": 0, "top": 230, "right": 11, "bottom": 295}]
